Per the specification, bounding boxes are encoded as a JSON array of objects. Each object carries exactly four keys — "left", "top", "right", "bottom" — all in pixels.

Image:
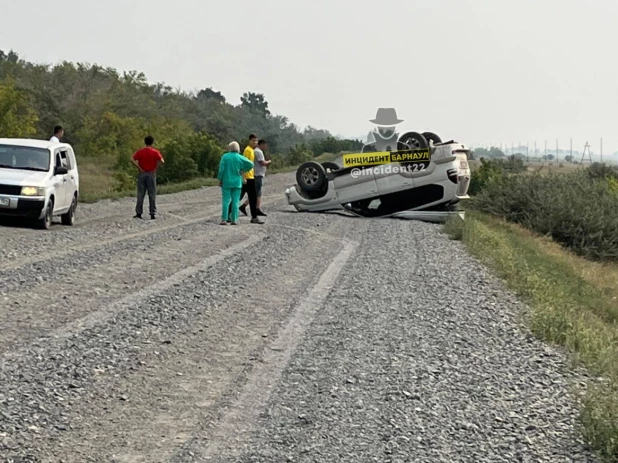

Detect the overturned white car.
[{"left": 284, "top": 131, "right": 471, "bottom": 220}]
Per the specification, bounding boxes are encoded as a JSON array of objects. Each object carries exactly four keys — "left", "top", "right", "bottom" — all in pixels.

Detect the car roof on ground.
[{"left": 0, "top": 138, "right": 67, "bottom": 149}]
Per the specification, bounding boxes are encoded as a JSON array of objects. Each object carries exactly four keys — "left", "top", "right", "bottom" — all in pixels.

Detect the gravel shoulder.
[{"left": 0, "top": 171, "right": 599, "bottom": 462}]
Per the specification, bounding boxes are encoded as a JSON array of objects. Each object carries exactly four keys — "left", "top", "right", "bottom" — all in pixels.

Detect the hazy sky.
[{"left": 2, "top": 0, "right": 618, "bottom": 154}]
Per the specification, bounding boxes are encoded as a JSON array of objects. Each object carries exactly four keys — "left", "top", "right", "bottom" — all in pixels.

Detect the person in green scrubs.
[{"left": 217, "top": 141, "right": 255, "bottom": 225}]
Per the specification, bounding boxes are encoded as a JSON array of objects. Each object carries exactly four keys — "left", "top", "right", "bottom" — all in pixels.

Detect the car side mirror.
[{"left": 54, "top": 166, "right": 68, "bottom": 175}]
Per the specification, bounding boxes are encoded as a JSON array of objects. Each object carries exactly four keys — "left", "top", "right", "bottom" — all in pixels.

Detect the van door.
[
  {"left": 52, "top": 150, "right": 70, "bottom": 211},
  {"left": 62, "top": 147, "right": 78, "bottom": 204}
]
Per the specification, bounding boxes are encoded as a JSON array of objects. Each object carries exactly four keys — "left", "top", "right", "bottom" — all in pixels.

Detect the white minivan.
[{"left": 0, "top": 138, "right": 79, "bottom": 229}]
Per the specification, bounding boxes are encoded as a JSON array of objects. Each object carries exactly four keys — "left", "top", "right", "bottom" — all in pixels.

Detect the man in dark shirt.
[{"left": 132, "top": 135, "right": 164, "bottom": 219}]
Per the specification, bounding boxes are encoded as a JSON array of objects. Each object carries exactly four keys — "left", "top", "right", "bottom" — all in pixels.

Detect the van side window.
[
  {"left": 55, "top": 152, "right": 62, "bottom": 168},
  {"left": 60, "top": 150, "right": 71, "bottom": 169}
]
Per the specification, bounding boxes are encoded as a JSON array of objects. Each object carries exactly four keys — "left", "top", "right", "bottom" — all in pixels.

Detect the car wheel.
[
  {"left": 397, "top": 132, "right": 429, "bottom": 151},
  {"left": 61, "top": 194, "right": 77, "bottom": 225},
  {"left": 422, "top": 132, "right": 442, "bottom": 145},
  {"left": 321, "top": 161, "right": 340, "bottom": 173},
  {"left": 36, "top": 200, "right": 53, "bottom": 230},
  {"left": 296, "top": 161, "right": 327, "bottom": 192}
]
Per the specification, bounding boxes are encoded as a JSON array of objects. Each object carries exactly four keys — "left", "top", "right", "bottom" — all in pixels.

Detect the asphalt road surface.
[{"left": 0, "top": 171, "right": 598, "bottom": 462}]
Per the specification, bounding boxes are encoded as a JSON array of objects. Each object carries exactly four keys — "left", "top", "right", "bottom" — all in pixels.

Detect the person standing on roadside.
[
  {"left": 50, "top": 125, "right": 63, "bottom": 142},
  {"left": 218, "top": 141, "right": 255, "bottom": 225},
  {"left": 132, "top": 135, "right": 164, "bottom": 220},
  {"left": 240, "top": 139, "right": 271, "bottom": 216},
  {"left": 234, "top": 133, "right": 263, "bottom": 224}
]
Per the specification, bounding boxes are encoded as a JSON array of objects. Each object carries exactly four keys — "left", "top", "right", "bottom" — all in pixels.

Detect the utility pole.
[
  {"left": 581, "top": 142, "right": 593, "bottom": 164},
  {"left": 601, "top": 137, "right": 603, "bottom": 163},
  {"left": 556, "top": 139, "right": 558, "bottom": 161},
  {"left": 570, "top": 138, "right": 572, "bottom": 161},
  {"left": 544, "top": 139, "right": 547, "bottom": 160},
  {"left": 526, "top": 141, "right": 529, "bottom": 161}
]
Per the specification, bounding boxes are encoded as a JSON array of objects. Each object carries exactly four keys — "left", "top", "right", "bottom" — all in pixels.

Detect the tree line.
[{"left": 0, "top": 49, "right": 363, "bottom": 185}]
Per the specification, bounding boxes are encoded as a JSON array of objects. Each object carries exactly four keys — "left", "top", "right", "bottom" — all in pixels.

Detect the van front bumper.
[{"left": 0, "top": 195, "right": 46, "bottom": 218}]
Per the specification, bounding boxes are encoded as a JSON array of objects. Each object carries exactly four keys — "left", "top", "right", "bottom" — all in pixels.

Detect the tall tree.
[
  {"left": 240, "top": 92, "right": 270, "bottom": 116},
  {"left": 0, "top": 79, "right": 38, "bottom": 137}
]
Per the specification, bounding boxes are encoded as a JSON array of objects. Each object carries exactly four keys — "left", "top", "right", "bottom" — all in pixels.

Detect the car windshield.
[{"left": 0, "top": 145, "right": 50, "bottom": 172}]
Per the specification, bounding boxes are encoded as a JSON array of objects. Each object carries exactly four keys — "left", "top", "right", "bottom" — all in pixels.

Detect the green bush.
[
  {"left": 184, "top": 132, "right": 224, "bottom": 178},
  {"left": 112, "top": 171, "right": 136, "bottom": 192},
  {"left": 588, "top": 162, "right": 618, "bottom": 181},
  {"left": 469, "top": 156, "right": 527, "bottom": 195},
  {"left": 468, "top": 158, "right": 507, "bottom": 195},
  {"left": 156, "top": 139, "right": 200, "bottom": 184},
  {"left": 471, "top": 168, "right": 618, "bottom": 261},
  {"left": 287, "top": 143, "right": 313, "bottom": 166}
]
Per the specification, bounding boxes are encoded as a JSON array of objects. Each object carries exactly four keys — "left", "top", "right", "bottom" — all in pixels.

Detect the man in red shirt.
[{"left": 132, "top": 135, "right": 164, "bottom": 219}]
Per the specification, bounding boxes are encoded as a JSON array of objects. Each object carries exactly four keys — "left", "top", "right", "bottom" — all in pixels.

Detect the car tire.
[
  {"left": 36, "top": 199, "right": 53, "bottom": 230},
  {"left": 397, "top": 132, "right": 429, "bottom": 151},
  {"left": 296, "top": 161, "right": 327, "bottom": 192},
  {"left": 321, "top": 161, "right": 340, "bottom": 173},
  {"left": 61, "top": 194, "right": 77, "bottom": 226},
  {"left": 422, "top": 132, "right": 442, "bottom": 145}
]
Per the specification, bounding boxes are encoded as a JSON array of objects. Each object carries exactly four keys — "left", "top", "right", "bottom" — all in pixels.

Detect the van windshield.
[{"left": 0, "top": 145, "right": 50, "bottom": 172}]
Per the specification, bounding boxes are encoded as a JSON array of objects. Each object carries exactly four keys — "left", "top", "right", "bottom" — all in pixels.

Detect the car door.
[
  {"left": 52, "top": 150, "right": 70, "bottom": 211},
  {"left": 332, "top": 166, "right": 379, "bottom": 204},
  {"left": 61, "top": 147, "right": 78, "bottom": 204}
]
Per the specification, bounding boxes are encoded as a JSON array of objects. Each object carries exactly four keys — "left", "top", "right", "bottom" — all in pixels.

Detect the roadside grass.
[
  {"left": 443, "top": 210, "right": 618, "bottom": 461},
  {"left": 77, "top": 152, "right": 339, "bottom": 203},
  {"left": 78, "top": 157, "right": 218, "bottom": 204}
]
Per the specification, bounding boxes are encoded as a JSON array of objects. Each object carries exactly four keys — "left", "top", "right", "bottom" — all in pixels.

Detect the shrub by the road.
[
  {"left": 468, "top": 156, "right": 526, "bottom": 195},
  {"left": 470, "top": 163, "right": 618, "bottom": 261}
]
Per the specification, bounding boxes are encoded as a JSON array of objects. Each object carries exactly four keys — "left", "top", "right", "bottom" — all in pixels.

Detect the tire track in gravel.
[
  {"left": 0, "top": 226, "right": 262, "bottom": 355},
  {"left": 170, "top": 238, "right": 358, "bottom": 462},
  {"left": 0, "top": 178, "right": 288, "bottom": 246},
  {"left": 0, "top": 193, "right": 282, "bottom": 270},
  {"left": 0, "top": 214, "right": 236, "bottom": 295},
  {"left": 0, "top": 197, "right": 218, "bottom": 235},
  {"left": 216, "top": 219, "right": 599, "bottom": 463},
  {"left": 0, "top": 186, "right": 223, "bottom": 240},
  {"left": 0, "top": 224, "right": 348, "bottom": 463}
]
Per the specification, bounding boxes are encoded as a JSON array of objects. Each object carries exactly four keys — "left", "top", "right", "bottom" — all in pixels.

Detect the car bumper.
[
  {"left": 285, "top": 185, "right": 344, "bottom": 212},
  {"left": 0, "top": 195, "right": 46, "bottom": 219}
]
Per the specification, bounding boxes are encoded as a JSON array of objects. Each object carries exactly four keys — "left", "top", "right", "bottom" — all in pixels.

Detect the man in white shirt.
[
  {"left": 50, "top": 125, "right": 63, "bottom": 143},
  {"left": 240, "top": 139, "right": 271, "bottom": 216}
]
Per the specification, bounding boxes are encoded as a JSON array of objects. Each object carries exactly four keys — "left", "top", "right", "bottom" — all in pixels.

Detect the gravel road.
[{"left": 0, "top": 171, "right": 599, "bottom": 462}]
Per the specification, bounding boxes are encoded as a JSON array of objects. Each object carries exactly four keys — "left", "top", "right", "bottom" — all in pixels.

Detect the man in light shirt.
[
  {"left": 244, "top": 139, "right": 271, "bottom": 216},
  {"left": 50, "top": 125, "right": 63, "bottom": 143}
]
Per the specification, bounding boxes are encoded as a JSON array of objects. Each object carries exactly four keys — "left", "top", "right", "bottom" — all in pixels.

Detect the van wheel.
[
  {"left": 37, "top": 200, "right": 53, "bottom": 230},
  {"left": 61, "top": 195, "right": 77, "bottom": 225}
]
